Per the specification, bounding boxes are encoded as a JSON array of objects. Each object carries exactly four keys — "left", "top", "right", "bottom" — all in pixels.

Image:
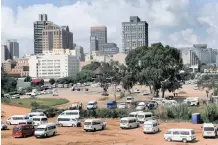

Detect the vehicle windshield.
[
  {"left": 144, "top": 124, "right": 152, "bottom": 128},
  {"left": 88, "top": 103, "right": 94, "bottom": 105},
  {"left": 33, "top": 118, "right": 41, "bottom": 121},
  {"left": 120, "top": 120, "right": 128, "bottom": 123},
  {"left": 127, "top": 98, "right": 132, "bottom": 100},
  {"left": 138, "top": 104, "right": 144, "bottom": 106},
  {"left": 66, "top": 112, "right": 78, "bottom": 115},
  {"left": 13, "top": 128, "right": 21, "bottom": 132},
  {"left": 138, "top": 115, "right": 144, "bottom": 118},
  {"left": 35, "top": 128, "right": 45, "bottom": 131},
  {"left": 204, "top": 127, "right": 215, "bottom": 131},
  {"left": 84, "top": 122, "right": 92, "bottom": 125}
]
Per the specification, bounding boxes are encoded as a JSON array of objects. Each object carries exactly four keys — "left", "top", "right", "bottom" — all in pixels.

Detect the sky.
[{"left": 1, "top": 0, "right": 218, "bottom": 57}]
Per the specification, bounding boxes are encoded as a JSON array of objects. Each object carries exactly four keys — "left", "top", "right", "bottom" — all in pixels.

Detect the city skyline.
[{"left": 1, "top": 0, "right": 218, "bottom": 57}]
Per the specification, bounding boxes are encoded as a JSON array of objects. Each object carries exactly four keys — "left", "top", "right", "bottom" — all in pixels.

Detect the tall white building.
[{"left": 29, "top": 54, "right": 79, "bottom": 79}]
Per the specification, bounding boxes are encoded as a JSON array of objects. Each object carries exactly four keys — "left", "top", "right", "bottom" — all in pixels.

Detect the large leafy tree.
[
  {"left": 1, "top": 76, "right": 17, "bottom": 93},
  {"left": 24, "top": 76, "right": 32, "bottom": 82},
  {"left": 126, "top": 43, "right": 183, "bottom": 97}
]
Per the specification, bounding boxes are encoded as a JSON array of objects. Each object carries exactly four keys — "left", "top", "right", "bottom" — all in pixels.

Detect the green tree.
[
  {"left": 1, "top": 76, "right": 17, "bottom": 93},
  {"left": 49, "top": 78, "right": 56, "bottom": 85},
  {"left": 125, "top": 43, "right": 183, "bottom": 98},
  {"left": 24, "top": 76, "right": 32, "bottom": 82},
  {"left": 40, "top": 79, "right": 44, "bottom": 85}
]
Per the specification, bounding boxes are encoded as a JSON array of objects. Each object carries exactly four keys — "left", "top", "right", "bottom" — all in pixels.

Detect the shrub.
[
  {"left": 31, "top": 101, "right": 40, "bottom": 108},
  {"left": 26, "top": 87, "right": 33, "bottom": 92},
  {"left": 154, "top": 105, "right": 168, "bottom": 119},
  {"left": 166, "top": 104, "right": 191, "bottom": 120},
  {"left": 202, "top": 104, "right": 218, "bottom": 122},
  {"left": 1, "top": 98, "right": 11, "bottom": 104}
]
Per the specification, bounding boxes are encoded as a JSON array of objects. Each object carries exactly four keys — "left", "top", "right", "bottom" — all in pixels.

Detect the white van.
[
  {"left": 87, "top": 101, "right": 97, "bottom": 110},
  {"left": 58, "top": 110, "right": 80, "bottom": 119},
  {"left": 136, "top": 102, "right": 146, "bottom": 110},
  {"left": 183, "top": 97, "right": 199, "bottom": 106},
  {"left": 164, "top": 129, "right": 196, "bottom": 143},
  {"left": 6, "top": 115, "right": 32, "bottom": 125},
  {"left": 84, "top": 119, "right": 106, "bottom": 132},
  {"left": 137, "top": 112, "right": 153, "bottom": 123},
  {"left": 34, "top": 123, "right": 57, "bottom": 138},
  {"left": 27, "top": 112, "right": 46, "bottom": 120},
  {"left": 143, "top": 120, "right": 159, "bottom": 133},
  {"left": 32, "top": 116, "right": 48, "bottom": 126},
  {"left": 202, "top": 123, "right": 217, "bottom": 138},
  {"left": 120, "top": 117, "right": 139, "bottom": 129},
  {"left": 163, "top": 100, "right": 178, "bottom": 106},
  {"left": 57, "top": 116, "right": 81, "bottom": 127},
  {"left": 129, "top": 111, "right": 143, "bottom": 118},
  {"left": 126, "top": 96, "right": 134, "bottom": 103}
]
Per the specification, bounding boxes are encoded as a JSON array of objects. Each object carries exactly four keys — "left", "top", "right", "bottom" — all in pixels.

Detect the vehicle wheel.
[
  {"left": 44, "top": 134, "right": 47, "bottom": 137},
  {"left": 93, "top": 128, "right": 96, "bottom": 132},
  {"left": 23, "top": 134, "right": 26, "bottom": 138},
  {"left": 72, "top": 124, "right": 76, "bottom": 127},
  {"left": 101, "top": 126, "right": 104, "bottom": 130},
  {"left": 130, "top": 126, "right": 132, "bottom": 129},
  {"left": 167, "top": 138, "right": 171, "bottom": 142},
  {"left": 182, "top": 138, "right": 187, "bottom": 143},
  {"left": 53, "top": 132, "right": 56, "bottom": 136},
  {"left": 60, "top": 124, "right": 63, "bottom": 127}
]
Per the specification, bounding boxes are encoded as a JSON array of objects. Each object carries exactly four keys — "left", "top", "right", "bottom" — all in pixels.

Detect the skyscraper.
[
  {"left": 90, "top": 26, "right": 107, "bottom": 52},
  {"left": 122, "top": 16, "right": 148, "bottom": 53},
  {"left": 42, "top": 23, "right": 73, "bottom": 51},
  {"left": 1, "top": 45, "right": 10, "bottom": 63},
  {"left": 34, "top": 14, "right": 52, "bottom": 54},
  {"left": 6, "top": 40, "right": 19, "bottom": 59}
]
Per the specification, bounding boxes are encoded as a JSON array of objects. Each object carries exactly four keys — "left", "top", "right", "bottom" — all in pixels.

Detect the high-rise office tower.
[
  {"left": 1, "top": 45, "right": 10, "bottom": 63},
  {"left": 122, "top": 16, "right": 148, "bottom": 53},
  {"left": 90, "top": 26, "right": 107, "bottom": 52},
  {"left": 42, "top": 23, "right": 73, "bottom": 51},
  {"left": 34, "top": 14, "right": 52, "bottom": 54},
  {"left": 6, "top": 40, "right": 19, "bottom": 59}
]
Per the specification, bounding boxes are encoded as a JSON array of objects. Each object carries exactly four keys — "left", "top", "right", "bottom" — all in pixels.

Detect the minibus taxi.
[
  {"left": 6, "top": 115, "right": 32, "bottom": 125},
  {"left": 129, "top": 111, "right": 143, "bottom": 118},
  {"left": 32, "top": 116, "right": 48, "bottom": 126},
  {"left": 164, "top": 128, "right": 196, "bottom": 143},
  {"left": 120, "top": 117, "right": 139, "bottom": 129},
  {"left": 202, "top": 123, "right": 217, "bottom": 138},
  {"left": 57, "top": 116, "right": 81, "bottom": 127},
  {"left": 58, "top": 110, "right": 80, "bottom": 119},
  {"left": 34, "top": 123, "right": 56, "bottom": 138},
  {"left": 84, "top": 119, "right": 106, "bottom": 132},
  {"left": 27, "top": 112, "right": 46, "bottom": 120},
  {"left": 143, "top": 120, "right": 159, "bottom": 133},
  {"left": 137, "top": 112, "right": 153, "bottom": 123},
  {"left": 12, "top": 124, "right": 34, "bottom": 138}
]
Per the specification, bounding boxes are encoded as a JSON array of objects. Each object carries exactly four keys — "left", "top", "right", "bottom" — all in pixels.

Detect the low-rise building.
[
  {"left": 29, "top": 54, "right": 80, "bottom": 79},
  {"left": 100, "top": 43, "right": 119, "bottom": 56}
]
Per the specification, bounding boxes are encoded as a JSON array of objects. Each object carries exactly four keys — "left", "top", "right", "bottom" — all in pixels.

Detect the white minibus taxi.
[
  {"left": 120, "top": 117, "right": 139, "bottom": 129},
  {"left": 143, "top": 120, "right": 159, "bottom": 133},
  {"left": 27, "top": 112, "right": 46, "bottom": 120},
  {"left": 151, "top": 98, "right": 166, "bottom": 105},
  {"left": 6, "top": 115, "right": 32, "bottom": 125},
  {"left": 32, "top": 116, "right": 48, "bottom": 126},
  {"left": 129, "top": 111, "right": 143, "bottom": 118},
  {"left": 84, "top": 119, "right": 106, "bottom": 132},
  {"left": 202, "top": 123, "right": 217, "bottom": 138},
  {"left": 87, "top": 100, "right": 98, "bottom": 110},
  {"left": 164, "top": 129, "right": 196, "bottom": 143},
  {"left": 58, "top": 110, "right": 80, "bottom": 119},
  {"left": 57, "top": 116, "right": 81, "bottom": 127},
  {"left": 137, "top": 112, "right": 153, "bottom": 123},
  {"left": 34, "top": 123, "right": 56, "bottom": 138}
]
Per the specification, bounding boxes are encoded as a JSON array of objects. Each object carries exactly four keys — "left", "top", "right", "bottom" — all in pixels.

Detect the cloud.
[{"left": 1, "top": 0, "right": 217, "bottom": 57}]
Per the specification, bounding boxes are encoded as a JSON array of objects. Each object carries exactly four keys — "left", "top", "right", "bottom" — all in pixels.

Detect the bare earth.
[{"left": 2, "top": 84, "right": 216, "bottom": 145}]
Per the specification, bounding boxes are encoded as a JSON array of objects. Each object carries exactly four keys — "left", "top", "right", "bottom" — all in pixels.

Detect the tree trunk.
[{"left": 162, "top": 89, "right": 165, "bottom": 98}]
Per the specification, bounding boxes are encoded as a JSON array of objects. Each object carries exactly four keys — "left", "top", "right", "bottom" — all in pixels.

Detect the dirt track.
[{"left": 2, "top": 104, "right": 218, "bottom": 145}]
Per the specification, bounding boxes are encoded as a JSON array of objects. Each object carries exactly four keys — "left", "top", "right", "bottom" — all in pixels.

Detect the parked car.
[
  {"left": 147, "top": 101, "right": 158, "bottom": 110},
  {"left": 129, "top": 111, "right": 144, "bottom": 118},
  {"left": 64, "top": 84, "right": 69, "bottom": 88},
  {"left": 164, "top": 128, "right": 196, "bottom": 143},
  {"left": 142, "top": 90, "right": 150, "bottom": 95},
  {"left": 84, "top": 119, "right": 106, "bottom": 132},
  {"left": 126, "top": 96, "right": 134, "bottom": 103},
  {"left": 107, "top": 101, "right": 117, "bottom": 109},
  {"left": 87, "top": 101, "right": 98, "bottom": 110},
  {"left": 120, "top": 117, "right": 139, "bottom": 129},
  {"left": 118, "top": 102, "right": 128, "bottom": 109},
  {"left": 1, "top": 121, "right": 7, "bottom": 130},
  {"left": 183, "top": 97, "right": 199, "bottom": 106},
  {"left": 12, "top": 124, "right": 34, "bottom": 138},
  {"left": 202, "top": 123, "right": 217, "bottom": 138},
  {"left": 137, "top": 112, "right": 154, "bottom": 124},
  {"left": 136, "top": 102, "right": 146, "bottom": 110},
  {"left": 27, "top": 112, "right": 47, "bottom": 120},
  {"left": 11, "top": 94, "right": 20, "bottom": 99},
  {"left": 34, "top": 123, "right": 56, "bottom": 138},
  {"left": 143, "top": 120, "right": 160, "bottom": 134},
  {"left": 58, "top": 110, "right": 81, "bottom": 119}
]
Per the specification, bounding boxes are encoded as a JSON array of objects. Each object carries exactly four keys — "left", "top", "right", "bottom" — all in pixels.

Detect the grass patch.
[{"left": 1, "top": 98, "right": 69, "bottom": 108}]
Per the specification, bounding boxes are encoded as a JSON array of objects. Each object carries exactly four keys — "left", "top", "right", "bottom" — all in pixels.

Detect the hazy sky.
[{"left": 1, "top": 0, "right": 218, "bottom": 57}]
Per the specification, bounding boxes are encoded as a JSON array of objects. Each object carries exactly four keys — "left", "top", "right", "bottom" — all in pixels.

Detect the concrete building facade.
[
  {"left": 122, "top": 16, "right": 148, "bottom": 53},
  {"left": 101, "top": 43, "right": 119, "bottom": 56},
  {"left": 42, "top": 23, "right": 73, "bottom": 51},
  {"left": 34, "top": 14, "right": 52, "bottom": 54},
  {"left": 29, "top": 54, "right": 79, "bottom": 79},
  {"left": 74, "top": 45, "right": 85, "bottom": 61},
  {"left": 90, "top": 26, "right": 107, "bottom": 52},
  {"left": 6, "top": 40, "right": 19, "bottom": 59},
  {"left": 1, "top": 45, "right": 10, "bottom": 63}
]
